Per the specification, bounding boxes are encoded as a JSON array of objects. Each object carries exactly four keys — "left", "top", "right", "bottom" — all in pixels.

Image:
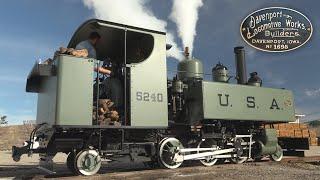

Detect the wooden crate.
[
  {"left": 309, "top": 138, "right": 318, "bottom": 146},
  {"left": 264, "top": 124, "right": 271, "bottom": 129},
  {"left": 299, "top": 123, "right": 308, "bottom": 129},
  {"left": 294, "top": 130, "right": 303, "bottom": 138},
  {"left": 302, "top": 129, "right": 310, "bottom": 138},
  {"left": 292, "top": 123, "right": 300, "bottom": 130},
  {"left": 287, "top": 124, "right": 295, "bottom": 130},
  {"left": 279, "top": 130, "right": 290, "bottom": 137},
  {"left": 309, "top": 130, "right": 317, "bottom": 138},
  {"left": 288, "top": 130, "right": 295, "bottom": 137},
  {"left": 278, "top": 123, "right": 287, "bottom": 130}
]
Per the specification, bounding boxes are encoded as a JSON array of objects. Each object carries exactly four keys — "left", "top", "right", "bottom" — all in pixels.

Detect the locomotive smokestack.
[
  {"left": 184, "top": 47, "right": 190, "bottom": 58},
  {"left": 234, "top": 46, "right": 247, "bottom": 85}
]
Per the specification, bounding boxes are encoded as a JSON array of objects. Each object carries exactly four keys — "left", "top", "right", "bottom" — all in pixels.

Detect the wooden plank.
[
  {"left": 299, "top": 123, "right": 308, "bottom": 129},
  {"left": 293, "top": 123, "right": 300, "bottom": 130},
  {"left": 280, "top": 130, "right": 295, "bottom": 137},
  {"left": 294, "top": 130, "right": 302, "bottom": 138},
  {"left": 286, "top": 124, "right": 294, "bottom": 130},
  {"left": 302, "top": 129, "right": 310, "bottom": 138},
  {"left": 309, "top": 130, "right": 317, "bottom": 138},
  {"left": 278, "top": 123, "right": 287, "bottom": 130},
  {"left": 309, "top": 138, "right": 318, "bottom": 146},
  {"left": 289, "top": 130, "right": 295, "bottom": 137}
]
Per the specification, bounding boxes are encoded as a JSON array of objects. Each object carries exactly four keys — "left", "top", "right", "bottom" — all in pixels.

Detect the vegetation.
[
  {"left": 308, "top": 120, "right": 320, "bottom": 127},
  {"left": 0, "top": 115, "right": 8, "bottom": 125}
]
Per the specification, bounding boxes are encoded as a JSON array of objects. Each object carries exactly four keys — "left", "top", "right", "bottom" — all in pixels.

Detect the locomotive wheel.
[
  {"left": 74, "top": 149, "right": 101, "bottom": 176},
  {"left": 66, "top": 152, "right": 77, "bottom": 174},
  {"left": 197, "top": 139, "right": 218, "bottom": 166},
  {"left": 158, "top": 137, "right": 184, "bottom": 169},
  {"left": 216, "top": 158, "right": 226, "bottom": 164},
  {"left": 270, "top": 145, "right": 283, "bottom": 162},
  {"left": 230, "top": 138, "right": 247, "bottom": 164},
  {"left": 254, "top": 156, "right": 263, "bottom": 162},
  {"left": 230, "top": 156, "right": 248, "bottom": 164}
]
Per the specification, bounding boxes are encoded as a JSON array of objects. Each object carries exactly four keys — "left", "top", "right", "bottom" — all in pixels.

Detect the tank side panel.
[
  {"left": 202, "top": 81, "right": 295, "bottom": 122},
  {"left": 56, "top": 55, "right": 94, "bottom": 125},
  {"left": 129, "top": 32, "right": 168, "bottom": 127},
  {"left": 36, "top": 77, "right": 57, "bottom": 125}
]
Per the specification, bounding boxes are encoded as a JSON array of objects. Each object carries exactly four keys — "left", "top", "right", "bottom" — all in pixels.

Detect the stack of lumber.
[
  {"left": 263, "top": 123, "right": 318, "bottom": 146},
  {"left": 57, "top": 47, "right": 89, "bottom": 58},
  {"left": 93, "top": 99, "right": 120, "bottom": 126}
]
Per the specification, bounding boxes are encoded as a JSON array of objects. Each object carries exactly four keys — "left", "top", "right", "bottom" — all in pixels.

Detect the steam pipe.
[
  {"left": 184, "top": 47, "right": 190, "bottom": 58},
  {"left": 234, "top": 46, "right": 247, "bottom": 85}
]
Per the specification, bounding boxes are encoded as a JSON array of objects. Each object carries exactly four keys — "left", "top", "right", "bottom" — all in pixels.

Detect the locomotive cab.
[{"left": 27, "top": 19, "right": 169, "bottom": 127}]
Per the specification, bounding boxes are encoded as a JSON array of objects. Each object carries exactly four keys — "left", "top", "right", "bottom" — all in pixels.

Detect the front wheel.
[{"left": 270, "top": 145, "right": 283, "bottom": 162}]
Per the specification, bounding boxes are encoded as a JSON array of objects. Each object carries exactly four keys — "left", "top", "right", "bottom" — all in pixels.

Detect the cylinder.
[{"left": 234, "top": 47, "right": 247, "bottom": 85}]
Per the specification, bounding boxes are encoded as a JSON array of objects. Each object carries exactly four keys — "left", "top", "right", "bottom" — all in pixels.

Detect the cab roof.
[{"left": 67, "top": 19, "right": 165, "bottom": 61}]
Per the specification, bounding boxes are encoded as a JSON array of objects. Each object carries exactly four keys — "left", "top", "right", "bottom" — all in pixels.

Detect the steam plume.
[
  {"left": 170, "top": 0, "right": 203, "bottom": 56},
  {"left": 83, "top": 0, "right": 182, "bottom": 60}
]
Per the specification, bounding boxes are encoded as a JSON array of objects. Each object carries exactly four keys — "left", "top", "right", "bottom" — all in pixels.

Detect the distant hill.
[
  {"left": 307, "top": 120, "right": 320, "bottom": 138},
  {"left": 307, "top": 120, "right": 320, "bottom": 127},
  {"left": 0, "top": 125, "right": 34, "bottom": 150}
]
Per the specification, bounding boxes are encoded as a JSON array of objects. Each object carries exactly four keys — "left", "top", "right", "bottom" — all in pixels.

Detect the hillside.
[
  {"left": 307, "top": 120, "right": 320, "bottom": 137},
  {"left": 0, "top": 125, "right": 34, "bottom": 150}
]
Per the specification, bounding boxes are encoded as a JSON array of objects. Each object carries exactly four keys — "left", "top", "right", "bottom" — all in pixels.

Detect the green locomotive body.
[{"left": 12, "top": 19, "right": 295, "bottom": 175}]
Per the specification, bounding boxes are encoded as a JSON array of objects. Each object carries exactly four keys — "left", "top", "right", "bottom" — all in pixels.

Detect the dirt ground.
[{"left": 1, "top": 151, "right": 320, "bottom": 180}]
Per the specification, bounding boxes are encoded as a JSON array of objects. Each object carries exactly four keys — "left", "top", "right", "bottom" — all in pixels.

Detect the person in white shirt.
[
  {"left": 76, "top": 32, "right": 101, "bottom": 59},
  {"left": 76, "top": 32, "right": 112, "bottom": 75}
]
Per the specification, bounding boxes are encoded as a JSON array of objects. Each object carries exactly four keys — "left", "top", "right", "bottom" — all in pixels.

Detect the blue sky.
[{"left": 0, "top": 0, "right": 319, "bottom": 124}]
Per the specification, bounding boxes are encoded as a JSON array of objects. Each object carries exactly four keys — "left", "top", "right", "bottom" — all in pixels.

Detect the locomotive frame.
[{"left": 12, "top": 19, "right": 295, "bottom": 176}]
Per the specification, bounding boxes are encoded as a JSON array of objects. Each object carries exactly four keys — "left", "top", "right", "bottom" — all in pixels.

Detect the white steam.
[
  {"left": 170, "top": 0, "right": 203, "bottom": 56},
  {"left": 83, "top": 0, "right": 182, "bottom": 60}
]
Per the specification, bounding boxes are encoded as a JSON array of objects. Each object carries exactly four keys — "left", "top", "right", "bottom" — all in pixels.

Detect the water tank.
[
  {"left": 212, "top": 62, "right": 229, "bottom": 83},
  {"left": 178, "top": 57, "right": 203, "bottom": 80}
]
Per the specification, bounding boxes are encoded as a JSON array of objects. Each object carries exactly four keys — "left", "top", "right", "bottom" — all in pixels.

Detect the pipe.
[
  {"left": 234, "top": 46, "right": 247, "bottom": 85},
  {"left": 184, "top": 47, "right": 190, "bottom": 58}
]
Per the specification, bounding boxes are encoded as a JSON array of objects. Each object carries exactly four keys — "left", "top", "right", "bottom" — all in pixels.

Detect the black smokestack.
[{"left": 234, "top": 46, "right": 247, "bottom": 85}]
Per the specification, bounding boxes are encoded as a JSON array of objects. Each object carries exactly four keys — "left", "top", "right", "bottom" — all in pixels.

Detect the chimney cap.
[
  {"left": 234, "top": 46, "right": 245, "bottom": 53},
  {"left": 184, "top": 47, "right": 190, "bottom": 58}
]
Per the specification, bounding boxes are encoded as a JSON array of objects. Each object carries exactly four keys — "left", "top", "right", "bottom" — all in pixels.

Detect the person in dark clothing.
[{"left": 100, "top": 61, "right": 124, "bottom": 109}]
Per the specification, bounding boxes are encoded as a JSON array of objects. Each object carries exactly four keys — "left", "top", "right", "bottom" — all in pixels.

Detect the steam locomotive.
[{"left": 12, "top": 19, "right": 295, "bottom": 176}]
